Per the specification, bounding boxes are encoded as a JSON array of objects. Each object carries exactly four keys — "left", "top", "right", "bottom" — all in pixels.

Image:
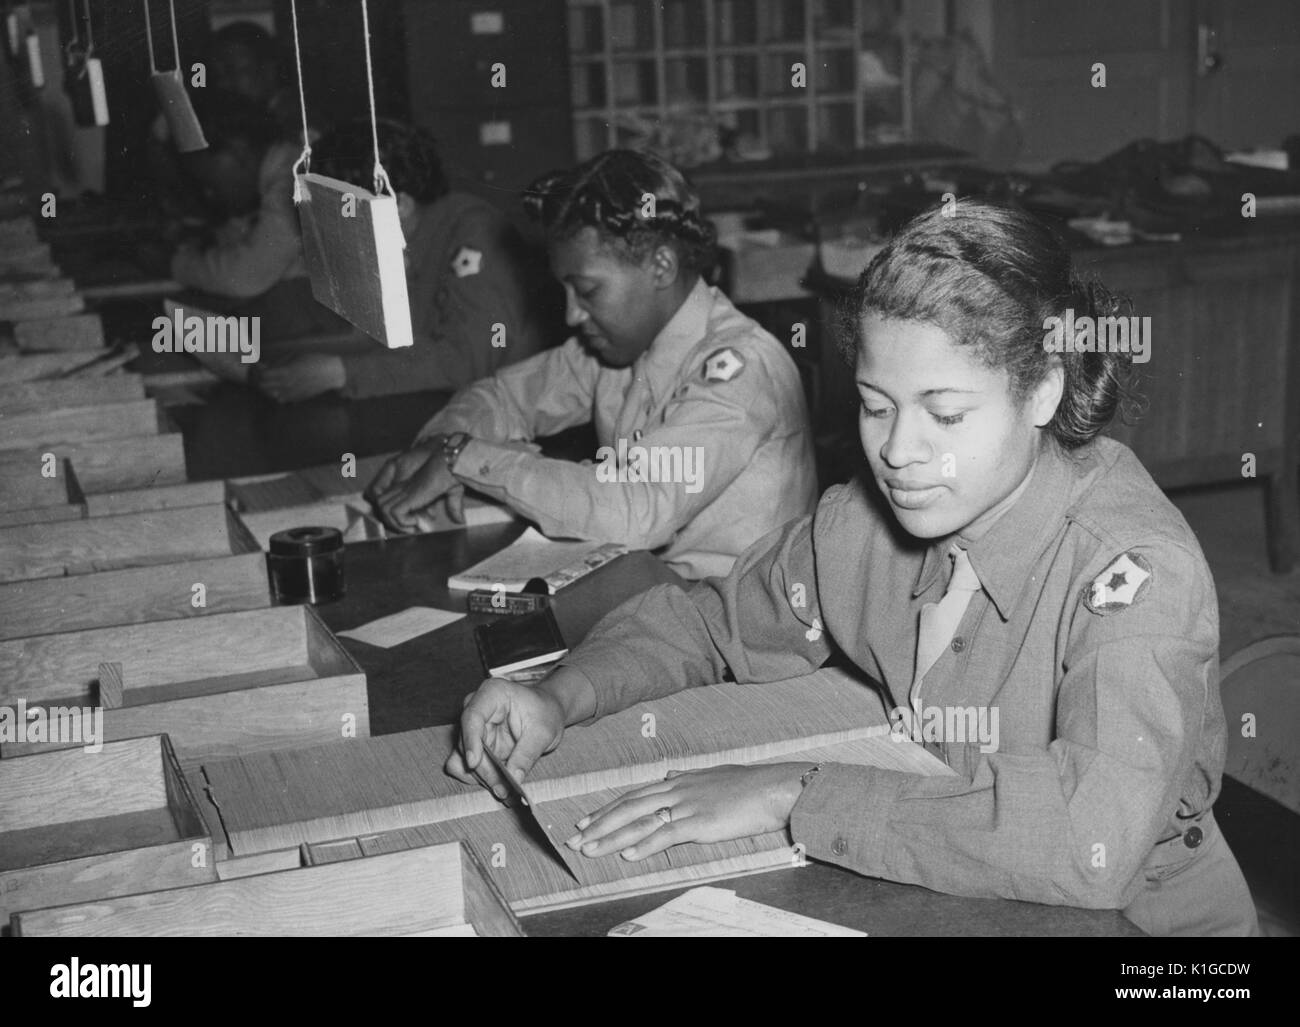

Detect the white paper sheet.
[
  {"left": 608, "top": 886, "right": 866, "bottom": 938},
  {"left": 337, "top": 606, "right": 465, "bottom": 648}
]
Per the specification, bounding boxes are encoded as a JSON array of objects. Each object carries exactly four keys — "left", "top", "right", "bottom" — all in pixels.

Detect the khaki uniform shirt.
[
  {"left": 340, "top": 192, "right": 546, "bottom": 398},
  {"left": 558, "top": 437, "right": 1258, "bottom": 935},
  {"left": 417, "top": 280, "right": 817, "bottom": 579}
]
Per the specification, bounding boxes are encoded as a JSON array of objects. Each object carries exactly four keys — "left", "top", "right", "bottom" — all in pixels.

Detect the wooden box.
[
  {"left": 0, "top": 375, "right": 145, "bottom": 415},
  {"left": 12, "top": 841, "right": 523, "bottom": 937},
  {"left": 0, "top": 350, "right": 110, "bottom": 382},
  {"left": 0, "top": 605, "right": 368, "bottom": 765},
  {"left": 0, "top": 399, "right": 164, "bottom": 451},
  {"left": 14, "top": 313, "right": 104, "bottom": 352},
  {"left": 0, "top": 552, "right": 270, "bottom": 641},
  {"left": 0, "top": 735, "right": 216, "bottom": 927},
  {"left": 0, "top": 503, "right": 256, "bottom": 584},
  {"left": 84, "top": 479, "right": 227, "bottom": 517},
  {"left": 63, "top": 435, "right": 188, "bottom": 492}
]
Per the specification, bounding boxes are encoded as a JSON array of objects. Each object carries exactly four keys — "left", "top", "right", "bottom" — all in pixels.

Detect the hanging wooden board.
[
  {"left": 0, "top": 375, "right": 145, "bottom": 416},
  {"left": 150, "top": 70, "right": 207, "bottom": 153},
  {"left": 194, "top": 667, "right": 914, "bottom": 859},
  {"left": 0, "top": 400, "right": 163, "bottom": 451},
  {"left": 296, "top": 173, "right": 413, "bottom": 349},
  {"left": 0, "top": 552, "right": 269, "bottom": 642},
  {"left": 0, "top": 605, "right": 367, "bottom": 766},
  {"left": 0, "top": 735, "right": 215, "bottom": 927},
  {"left": 0, "top": 502, "right": 257, "bottom": 583},
  {"left": 12, "top": 841, "right": 523, "bottom": 937},
  {"left": 13, "top": 313, "right": 104, "bottom": 352}
]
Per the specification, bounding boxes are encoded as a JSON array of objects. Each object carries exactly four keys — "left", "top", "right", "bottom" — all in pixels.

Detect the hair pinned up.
[
  {"left": 523, "top": 149, "right": 717, "bottom": 275},
  {"left": 838, "top": 199, "right": 1141, "bottom": 450},
  {"left": 311, "top": 119, "right": 448, "bottom": 204}
]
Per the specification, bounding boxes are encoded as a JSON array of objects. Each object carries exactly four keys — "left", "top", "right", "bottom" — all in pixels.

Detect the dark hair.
[
  {"left": 838, "top": 199, "right": 1137, "bottom": 449},
  {"left": 210, "top": 22, "right": 282, "bottom": 74},
  {"left": 523, "top": 149, "right": 716, "bottom": 275},
  {"left": 191, "top": 89, "right": 284, "bottom": 155},
  {"left": 311, "top": 119, "right": 448, "bottom": 204}
]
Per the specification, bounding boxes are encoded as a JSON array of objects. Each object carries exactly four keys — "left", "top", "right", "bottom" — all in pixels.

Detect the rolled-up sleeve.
[
  {"left": 448, "top": 352, "right": 782, "bottom": 550},
  {"left": 790, "top": 540, "right": 1216, "bottom": 910},
  {"left": 414, "top": 337, "right": 599, "bottom": 443},
  {"left": 558, "top": 504, "right": 836, "bottom": 718}
]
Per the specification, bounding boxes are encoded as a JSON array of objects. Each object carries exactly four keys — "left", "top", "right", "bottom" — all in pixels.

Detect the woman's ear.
[
  {"left": 1030, "top": 357, "right": 1065, "bottom": 428},
  {"left": 649, "top": 242, "right": 680, "bottom": 288}
]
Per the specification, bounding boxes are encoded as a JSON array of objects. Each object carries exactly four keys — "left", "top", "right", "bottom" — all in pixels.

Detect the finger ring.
[{"left": 654, "top": 806, "right": 672, "bottom": 825}]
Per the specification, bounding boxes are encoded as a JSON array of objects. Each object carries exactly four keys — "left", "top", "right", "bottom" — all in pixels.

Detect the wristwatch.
[{"left": 441, "top": 431, "right": 471, "bottom": 473}]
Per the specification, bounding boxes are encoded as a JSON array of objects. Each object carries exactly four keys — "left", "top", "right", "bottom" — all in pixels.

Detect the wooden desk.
[
  {"left": 169, "top": 383, "right": 450, "bottom": 482},
  {"left": 524, "top": 863, "right": 1144, "bottom": 937},
  {"left": 313, "top": 530, "right": 681, "bottom": 734}
]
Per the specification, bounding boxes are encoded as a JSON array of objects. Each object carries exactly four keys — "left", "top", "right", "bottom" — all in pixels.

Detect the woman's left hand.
[{"left": 565, "top": 762, "right": 812, "bottom": 861}]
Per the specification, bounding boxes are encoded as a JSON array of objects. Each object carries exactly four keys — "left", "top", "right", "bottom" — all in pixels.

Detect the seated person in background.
[
  {"left": 149, "top": 21, "right": 301, "bottom": 226},
  {"left": 253, "top": 119, "right": 552, "bottom": 402},
  {"left": 168, "top": 91, "right": 304, "bottom": 300},
  {"left": 368, "top": 149, "right": 818, "bottom": 581},
  {"left": 448, "top": 200, "right": 1258, "bottom": 937}
]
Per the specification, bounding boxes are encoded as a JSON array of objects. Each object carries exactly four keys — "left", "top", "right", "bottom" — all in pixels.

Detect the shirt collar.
[
  {"left": 633, "top": 278, "right": 713, "bottom": 405},
  {"left": 911, "top": 443, "right": 1076, "bottom": 620}
]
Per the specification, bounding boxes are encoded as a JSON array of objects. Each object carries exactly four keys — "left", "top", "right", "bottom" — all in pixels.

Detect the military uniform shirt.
[
  {"left": 171, "top": 142, "right": 305, "bottom": 299},
  {"left": 556, "top": 436, "right": 1258, "bottom": 935},
  {"left": 340, "top": 192, "right": 547, "bottom": 398},
  {"left": 416, "top": 279, "right": 818, "bottom": 579}
]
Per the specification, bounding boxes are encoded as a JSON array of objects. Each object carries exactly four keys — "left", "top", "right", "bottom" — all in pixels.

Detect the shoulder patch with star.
[
  {"left": 702, "top": 347, "right": 745, "bottom": 383},
  {"left": 451, "top": 246, "right": 483, "bottom": 277},
  {"left": 1083, "top": 551, "right": 1153, "bottom": 615}
]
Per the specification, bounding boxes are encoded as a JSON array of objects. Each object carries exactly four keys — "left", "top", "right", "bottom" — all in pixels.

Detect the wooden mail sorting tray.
[
  {"left": 0, "top": 503, "right": 257, "bottom": 583},
  {"left": 0, "top": 374, "right": 145, "bottom": 416},
  {"left": 0, "top": 605, "right": 368, "bottom": 764},
  {"left": 0, "top": 552, "right": 270, "bottom": 642},
  {"left": 0, "top": 735, "right": 216, "bottom": 927},
  {"left": 12, "top": 841, "right": 523, "bottom": 937},
  {"left": 0, "top": 434, "right": 188, "bottom": 495},
  {"left": 83, "top": 479, "right": 227, "bottom": 517},
  {"left": 0, "top": 399, "right": 164, "bottom": 451}
]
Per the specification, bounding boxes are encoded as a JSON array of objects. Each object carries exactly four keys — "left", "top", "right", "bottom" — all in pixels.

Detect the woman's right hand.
[
  {"left": 369, "top": 440, "right": 463, "bottom": 532},
  {"left": 446, "top": 677, "right": 569, "bottom": 798}
]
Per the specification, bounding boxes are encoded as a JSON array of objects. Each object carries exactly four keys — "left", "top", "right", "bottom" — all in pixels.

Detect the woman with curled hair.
[
  {"left": 449, "top": 198, "right": 1258, "bottom": 937},
  {"left": 370, "top": 149, "right": 817, "bottom": 581}
]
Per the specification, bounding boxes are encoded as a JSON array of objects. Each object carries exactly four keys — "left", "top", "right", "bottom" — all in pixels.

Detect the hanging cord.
[
  {"left": 142, "top": 0, "right": 183, "bottom": 73},
  {"left": 142, "top": 0, "right": 156, "bottom": 72},
  {"left": 83, "top": 0, "right": 92, "bottom": 54},
  {"left": 360, "top": 0, "right": 393, "bottom": 197},
  {"left": 288, "top": 0, "right": 312, "bottom": 201}
]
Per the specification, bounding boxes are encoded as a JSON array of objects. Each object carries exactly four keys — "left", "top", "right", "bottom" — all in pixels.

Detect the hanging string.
[
  {"left": 359, "top": 0, "right": 393, "bottom": 197},
  {"left": 141, "top": 0, "right": 156, "bottom": 72},
  {"left": 142, "top": 0, "right": 183, "bottom": 74},
  {"left": 83, "top": 0, "right": 92, "bottom": 54},
  {"left": 165, "top": 0, "right": 182, "bottom": 70},
  {"left": 288, "top": 0, "right": 312, "bottom": 201}
]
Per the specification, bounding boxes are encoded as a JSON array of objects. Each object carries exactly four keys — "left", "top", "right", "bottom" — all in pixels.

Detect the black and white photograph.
[{"left": 0, "top": 0, "right": 1296, "bottom": 992}]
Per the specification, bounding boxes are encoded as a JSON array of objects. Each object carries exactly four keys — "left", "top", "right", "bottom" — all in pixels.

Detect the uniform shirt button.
[
  {"left": 831, "top": 837, "right": 848, "bottom": 857},
  {"left": 1184, "top": 826, "right": 1203, "bottom": 848},
  {"left": 951, "top": 637, "right": 966, "bottom": 653},
  {"left": 479, "top": 463, "right": 491, "bottom": 476}
]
